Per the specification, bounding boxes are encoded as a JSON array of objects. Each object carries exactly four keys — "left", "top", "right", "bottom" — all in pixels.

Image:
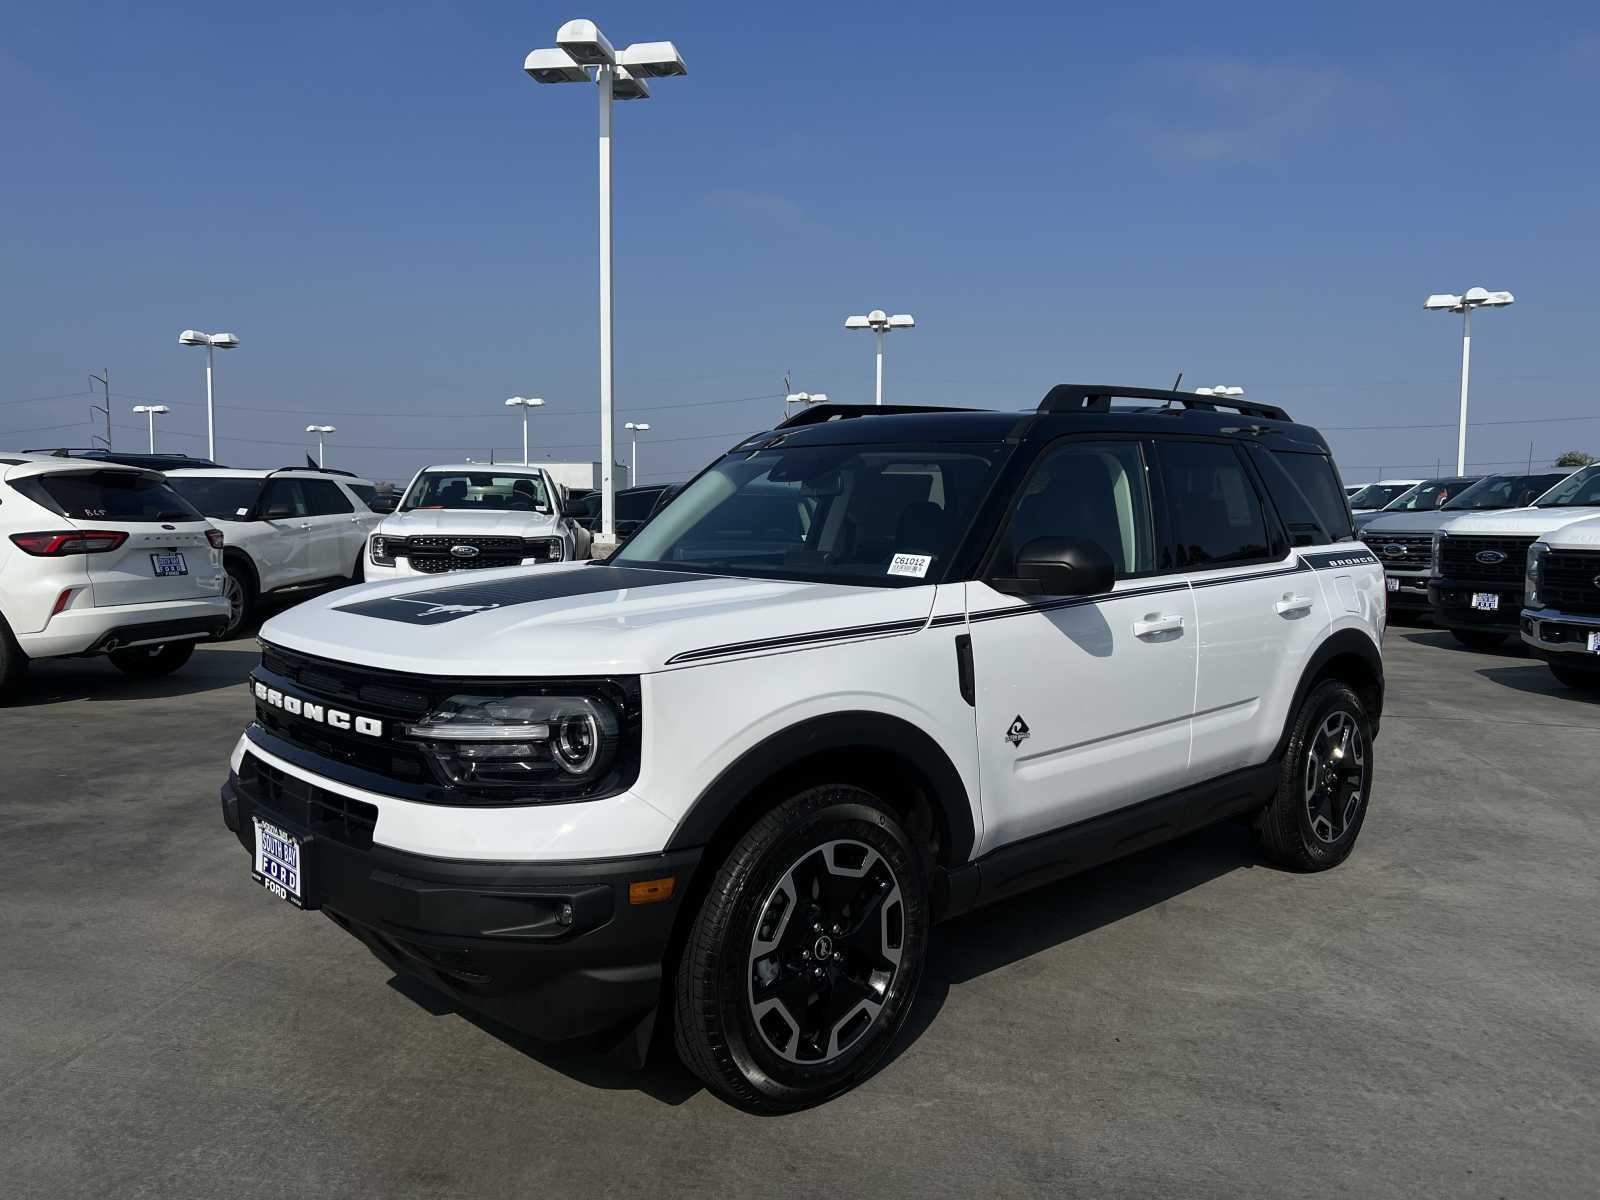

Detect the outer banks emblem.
[{"left": 1005, "top": 715, "right": 1030, "bottom": 747}]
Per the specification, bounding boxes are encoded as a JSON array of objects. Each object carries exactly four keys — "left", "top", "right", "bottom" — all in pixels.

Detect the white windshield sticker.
[
  {"left": 887, "top": 552, "right": 932, "bottom": 578},
  {"left": 235, "top": 507, "right": 250, "bottom": 517}
]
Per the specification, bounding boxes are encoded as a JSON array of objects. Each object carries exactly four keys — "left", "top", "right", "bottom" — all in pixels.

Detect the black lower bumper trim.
[
  {"left": 223, "top": 769, "right": 701, "bottom": 1041},
  {"left": 92, "top": 614, "right": 229, "bottom": 652},
  {"left": 1427, "top": 581, "right": 1524, "bottom": 633}
]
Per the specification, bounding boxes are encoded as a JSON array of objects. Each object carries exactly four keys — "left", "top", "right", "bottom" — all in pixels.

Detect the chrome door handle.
[
  {"left": 1133, "top": 613, "right": 1184, "bottom": 638},
  {"left": 1276, "top": 593, "right": 1314, "bottom": 616}
]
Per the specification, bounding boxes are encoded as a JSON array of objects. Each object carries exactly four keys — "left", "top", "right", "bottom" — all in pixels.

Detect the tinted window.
[
  {"left": 1444, "top": 472, "right": 1567, "bottom": 510},
  {"left": 616, "top": 444, "right": 1005, "bottom": 585},
  {"left": 1348, "top": 482, "right": 1415, "bottom": 509},
  {"left": 1000, "top": 441, "right": 1155, "bottom": 577},
  {"left": 402, "top": 471, "right": 552, "bottom": 512},
  {"left": 303, "top": 479, "right": 354, "bottom": 515},
  {"left": 259, "top": 479, "right": 308, "bottom": 519},
  {"left": 348, "top": 483, "right": 378, "bottom": 508},
  {"left": 30, "top": 470, "right": 203, "bottom": 523},
  {"left": 1535, "top": 465, "right": 1600, "bottom": 508},
  {"left": 616, "top": 489, "right": 664, "bottom": 522},
  {"left": 1259, "top": 448, "right": 1354, "bottom": 543},
  {"left": 1162, "top": 442, "right": 1272, "bottom": 567},
  {"left": 168, "top": 476, "right": 264, "bottom": 520},
  {"left": 1382, "top": 478, "right": 1475, "bottom": 512}
]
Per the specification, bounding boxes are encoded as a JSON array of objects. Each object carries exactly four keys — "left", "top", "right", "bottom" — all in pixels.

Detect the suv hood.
[
  {"left": 258, "top": 563, "right": 938, "bottom": 676},
  {"left": 1362, "top": 510, "right": 1473, "bottom": 536},
  {"left": 1438, "top": 506, "right": 1600, "bottom": 537},
  {"left": 379, "top": 508, "right": 562, "bottom": 537}
]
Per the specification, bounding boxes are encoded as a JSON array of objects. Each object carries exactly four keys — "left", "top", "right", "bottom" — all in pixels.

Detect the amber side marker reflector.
[{"left": 629, "top": 876, "right": 676, "bottom": 905}]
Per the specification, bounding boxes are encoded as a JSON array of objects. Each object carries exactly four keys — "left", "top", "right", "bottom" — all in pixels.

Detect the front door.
[{"left": 966, "top": 438, "right": 1198, "bottom": 856}]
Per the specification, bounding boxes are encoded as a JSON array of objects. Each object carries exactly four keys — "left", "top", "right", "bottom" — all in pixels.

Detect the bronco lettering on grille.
[{"left": 253, "top": 680, "right": 384, "bottom": 737}]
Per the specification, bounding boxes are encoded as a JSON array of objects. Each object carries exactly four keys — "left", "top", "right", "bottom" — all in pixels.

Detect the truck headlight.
[
  {"left": 371, "top": 534, "right": 396, "bottom": 567},
  {"left": 1526, "top": 541, "right": 1548, "bottom": 609},
  {"left": 404, "top": 686, "right": 633, "bottom": 797},
  {"left": 1431, "top": 530, "right": 1446, "bottom": 575}
]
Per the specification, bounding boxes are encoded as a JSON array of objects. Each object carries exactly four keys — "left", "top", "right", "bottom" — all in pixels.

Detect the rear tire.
[
  {"left": 109, "top": 642, "right": 195, "bottom": 677},
  {"left": 1548, "top": 663, "right": 1600, "bottom": 690},
  {"left": 673, "top": 784, "right": 929, "bottom": 1113},
  {"left": 220, "top": 559, "right": 256, "bottom": 639},
  {"left": 0, "top": 616, "right": 29, "bottom": 701},
  {"left": 1451, "top": 629, "right": 1505, "bottom": 651},
  {"left": 1258, "top": 680, "right": 1374, "bottom": 872},
  {"left": 351, "top": 548, "right": 366, "bottom": 584}
]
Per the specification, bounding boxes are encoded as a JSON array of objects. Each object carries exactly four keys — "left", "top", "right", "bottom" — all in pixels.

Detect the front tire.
[
  {"left": 1258, "top": 680, "right": 1374, "bottom": 872},
  {"left": 673, "top": 785, "right": 929, "bottom": 1113},
  {"left": 109, "top": 642, "right": 196, "bottom": 677},
  {"left": 1451, "top": 629, "right": 1505, "bottom": 651}
]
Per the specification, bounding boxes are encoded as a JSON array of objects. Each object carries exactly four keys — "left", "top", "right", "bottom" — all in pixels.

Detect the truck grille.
[
  {"left": 1438, "top": 535, "right": 1534, "bottom": 582},
  {"left": 399, "top": 535, "right": 562, "bottom": 573},
  {"left": 238, "top": 753, "right": 378, "bottom": 850},
  {"left": 1363, "top": 533, "right": 1433, "bottom": 569},
  {"left": 1541, "top": 548, "right": 1600, "bottom": 616}
]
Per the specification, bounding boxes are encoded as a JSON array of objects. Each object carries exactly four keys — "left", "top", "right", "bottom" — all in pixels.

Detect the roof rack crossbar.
[
  {"left": 777, "top": 402, "right": 983, "bottom": 429},
  {"left": 1037, "top": 384, "right": 1289, "bottom": 422}
]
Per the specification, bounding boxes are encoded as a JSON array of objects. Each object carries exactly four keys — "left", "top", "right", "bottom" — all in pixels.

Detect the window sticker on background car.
[{"left": 887, "top": 552, "right": 932, "bottom": 578}]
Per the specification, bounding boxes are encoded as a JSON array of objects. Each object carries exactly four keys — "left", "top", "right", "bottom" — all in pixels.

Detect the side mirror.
[
  {"left": 993, "top": 537, "right": 1116, "bottom": 597},
  {"left": 263, "top": 503, "right": 295, "bottom": 520},
  {"left": 368, "top": 495, "right": 398, "bottom": 514}
]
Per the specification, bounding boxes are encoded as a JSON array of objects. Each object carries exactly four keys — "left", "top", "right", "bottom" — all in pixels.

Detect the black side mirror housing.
[
  {"left": 368, "top": 495, "right": 398, "bottom": 514},
  {"left": 262, "top": 504, "right": 295, "bottom": 520},
  {"left": 993, "top": 537, "right": 1116, "bottom": 597}
]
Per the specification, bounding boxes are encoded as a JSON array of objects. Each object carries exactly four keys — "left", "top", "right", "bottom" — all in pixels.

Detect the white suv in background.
[
  {"left": 365, "top": 464, "right": 591, "bottom": 579},
  {"left": 167, "top": 468, "right": 383, "bottom": 638},
  {"left": 0, "top": 453, "right": 229, "bottom": 697}
]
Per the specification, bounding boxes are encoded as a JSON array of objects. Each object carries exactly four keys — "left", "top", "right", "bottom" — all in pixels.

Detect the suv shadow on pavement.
[
  {"left": 5, "top": 644, "right": 259, "bottom": 707},
  {"left": 1478, "top": 663, "right": 1600, "bottom": 704}
]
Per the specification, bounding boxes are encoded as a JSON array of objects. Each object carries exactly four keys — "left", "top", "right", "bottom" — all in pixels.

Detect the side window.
[
  {"left": 347, "top": 483, "right": 378, "bottom": 509},
  {"left": 258, "top": 479, "right": 308, "bottom": 519},
  {"left": 1161, "top": 441, "right": 1273, "bottom": 568},
  {"left": 1000, "top": 440, "right": 1155, "bottom": 578},
  {"left": 303, "top": 479, "right": 354, "bottom": 515},
  {"left": 1258, "top": 448, "right": 1354, "bottom": 543}
]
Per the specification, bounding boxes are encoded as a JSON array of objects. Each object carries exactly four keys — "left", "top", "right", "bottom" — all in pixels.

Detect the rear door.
[
  {"left": 26, "top": 468, "right": 220, "bottom": 606},
  {"left": 299, "top": 478, "right": 359, "bottom": 578},
  {"left": 255, "top": 479, "right": 313, "bottom": 587}
]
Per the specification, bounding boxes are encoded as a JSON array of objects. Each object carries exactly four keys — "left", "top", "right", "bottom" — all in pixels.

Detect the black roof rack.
[
  {"left": 778, "top": 402, "right": 982, "bottom": 429},
  {"left": 1037, "top": 384, "right": 1290, "bottom": 422},
  {"left": 265, "top": 465, "right": 358, "bottom": 478}
]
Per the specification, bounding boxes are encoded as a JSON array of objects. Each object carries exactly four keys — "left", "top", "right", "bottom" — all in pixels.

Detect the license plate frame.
[
  {"left": 252, "top": 817, "right": 309, "bottom": 908},
  {"left": 1470, "top": 592, "right": 1499, "bottom": 612},
  {"left": 151, "top": 551, "right": 189, "bottom": 577},
  {"left": 1385, "top": 576, "right": 1400, "bottom": 593},
  {"left": 1587, "top": 631, "right": 1600, "bottom": 654}
]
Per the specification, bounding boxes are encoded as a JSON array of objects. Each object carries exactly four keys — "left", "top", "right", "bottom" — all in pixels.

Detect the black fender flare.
[
  {"left": 1272, "top": 627, "right": 1384, "bottom": 761},
  {"left": 665, "top": 710, "right": 977, "bottom": 865}
]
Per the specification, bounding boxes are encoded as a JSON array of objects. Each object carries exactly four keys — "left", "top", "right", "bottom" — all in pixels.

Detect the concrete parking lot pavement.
[{"left": 2, "top": 626, "right": 1597, "bottom": 1199}]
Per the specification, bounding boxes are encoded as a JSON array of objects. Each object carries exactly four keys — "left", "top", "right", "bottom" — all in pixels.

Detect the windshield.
[
  {"left": 1536, "top": 465, "right": 1600, "bottom": 508},
  {"left": 1348, "top": 482, "right": 1415, "bottom": 509},
  {"left": 614, "top": 443, "right": 1008, "bottom": 585},
  {"left": 1381, "top": 479, "right": 1472, "bottom": 512},
  {"left": 29, "top": 470, "right": 205, "bottom": 523},
  {"left": 1444, "top": 472, "right": 1569, "bottom": 511},
  {"left": 168, "top": 477, "right": 263, "bottom": 520},
  {"left": 401, "top": 471, "right": 551, "bottom": 513}
]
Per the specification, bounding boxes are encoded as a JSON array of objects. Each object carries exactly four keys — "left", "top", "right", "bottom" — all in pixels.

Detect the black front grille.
[
  {"left": 239, "top": 753, "right": 377, "bottom": 849},
  {"left": 260, "top": 643, "right": 430, "bottom": 718},
  {"left": 1542, "top": 548, "right": 1600, "bottom": 615},
  {"left": 399, "top": 534, "right": 562, "bottom": 573},
  {"left": 1439, "top": 535, "right": 1534, "bottom": 582},
  {"left": 1363, "top": 533, "right": 1433, "bottom": 568}
]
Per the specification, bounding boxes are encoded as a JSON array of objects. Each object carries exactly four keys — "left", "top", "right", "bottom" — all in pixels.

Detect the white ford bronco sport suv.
[
  {"left": 166, "top": 467, "right": 384, "bottom": 638},
  {"left": 219, "top": 387, "right": 1385, "bottom": 1111},
  {"left": 0, "top": 453, "right": 229, "bottom": 698},
  {"left": 365, "top": 463, "right": 591, "bottom": 579}
]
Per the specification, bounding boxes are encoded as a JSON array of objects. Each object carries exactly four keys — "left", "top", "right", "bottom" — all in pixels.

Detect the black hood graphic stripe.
[{"left": 335, "top": 565, "right": 717, "bottom": 625}]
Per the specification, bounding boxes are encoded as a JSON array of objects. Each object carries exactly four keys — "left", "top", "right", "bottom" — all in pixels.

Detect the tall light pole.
[
  {"left": 505, "top": 397, "right": 545, "bottom": 465},
  {"left": 178, "top": 330, "right": 240, "bottom": 462},
  {"left": 1425, "top": 287, "right": 1515, "bottom": 475},
  {"left": 132, "top": 404, "right": 170, "bottom": 452},
  {"left": 624, "top": 421, "right": 650, "bottom": 484},
  {"left": 305, "top": 424, "right": 336, "bottom": 468},
  {"left": 524, "top": 20, "right": 687, "bottom": 548},
  {"left": 844, "top": 310, "right": 915, "bottom": 404}
]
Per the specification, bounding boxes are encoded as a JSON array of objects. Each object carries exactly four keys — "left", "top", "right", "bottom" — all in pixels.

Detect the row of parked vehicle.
[
  {"left": 0, "top": 447, "right": 680, "bottom": 698},
  {"left": 1352, "top": 464, "right": 1600, "bottom": 688}
]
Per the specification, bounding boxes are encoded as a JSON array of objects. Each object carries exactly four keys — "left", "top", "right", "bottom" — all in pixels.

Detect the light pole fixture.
[
  {"left": 1425, "top": 287, "right": 1515, "bottom": 475},
  {"left": 178, "top": 329, "right": 240, "bottom": 462},
  {"left": 131, "top": 404, "right": 170, "bottom": 452},
  {"left": 305, "top": 424, "right": 336, "bottom": 468},
  {"left": 505, "top": 396, "right": 545, "bottom": 465},
  {"left": 524, "top": 19, "right": 687, "bottom": 545},
  {"left": 783, "top": 391, "right": 829, "bottom": 419},
  {"left": 623, "top": 421, "right": 650, "bottom": 484},
  {"left": 843, "top": 310, "right": 914, "bottom": 405},
  {"left": 1194, "top": 385, "right": 1244, "bottom": 398}
]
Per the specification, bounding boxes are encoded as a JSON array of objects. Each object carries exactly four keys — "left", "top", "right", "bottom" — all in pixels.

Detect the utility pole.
[{"left": 89, "top": 369, "right": 111, "bottom": 450}]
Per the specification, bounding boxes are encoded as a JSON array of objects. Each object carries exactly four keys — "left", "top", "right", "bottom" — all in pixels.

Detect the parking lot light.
[
  {"left": 130, "top": 404, "right": 170, "bottom": 452},
  {"left": 844, "top": 310, "right": 915, "bottom": 405},
  {"left": 1425, "top": 287, "right": 1516, "bottom": 475},
  {"left": 623, "top": 421, "right": 650, "bottom": 484},
  {"left": 505, "top": 397, "right": 545, "bottom": 465},
  {"left": 305, "top": 424, "right": 336, "bottom": 468},
  {"left": 177, "top": 330, "right": 239, "bottom": 462}
]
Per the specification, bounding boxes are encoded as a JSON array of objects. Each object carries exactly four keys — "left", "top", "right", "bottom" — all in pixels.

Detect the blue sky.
[{"left": 3, "top": 1, "right": 1598, "bottom": 485}]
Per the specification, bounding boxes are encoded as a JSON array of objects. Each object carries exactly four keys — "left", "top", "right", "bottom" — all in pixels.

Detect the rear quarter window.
[{"left": 1254, "top": 448, "right": 1354, "bottom": 544}]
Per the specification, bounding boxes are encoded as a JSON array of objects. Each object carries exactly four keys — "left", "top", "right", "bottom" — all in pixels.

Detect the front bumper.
[
  {"left": 15, "top": 596, "right": 231, "bottom": 659},
  {"left": 1427, "top": 577, "right": 1525, "bottom": 633},
  {"left": 221, "top": 763, "right": 700, "bottom": 1042},
  {"left": 1381, "top": 568, "right": 1432, "bottom": 610},
  {"left": 1521, "top": 608, "right": 1600, "bottom": 673}
]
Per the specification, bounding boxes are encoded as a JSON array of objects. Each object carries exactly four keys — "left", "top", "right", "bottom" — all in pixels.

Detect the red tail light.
[
  {"left": 206, "top": 529, "right": 225, "bottom": 550},
  {"left": 10, "top": 530, "right": 129, "bottom": 556}
]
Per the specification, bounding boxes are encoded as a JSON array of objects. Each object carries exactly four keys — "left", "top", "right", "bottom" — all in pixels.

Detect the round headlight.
[{"left": 553, "top": 712, "right": 600, "bottom": 774}]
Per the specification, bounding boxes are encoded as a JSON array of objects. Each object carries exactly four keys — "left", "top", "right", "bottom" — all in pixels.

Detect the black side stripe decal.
[{"left": 664, "top": 552, "right": 1376, "bottom": 664}]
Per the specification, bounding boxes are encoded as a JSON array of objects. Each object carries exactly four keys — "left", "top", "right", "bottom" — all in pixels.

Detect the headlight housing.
[
  {"left": 522, "top": 536, "right": 564, "bottom": 563},
  {"left": 371, "top": 534, "right": 396, "bottom": 567},
  {"left": 1526, "top": 540, "right": 1548, "bottom": 608},
  {"left": 1431, "top": 530, "right": 1446, "bottom": 575},
  {"left": 404, "top": 682, "right": 638, "bottom": 800}
]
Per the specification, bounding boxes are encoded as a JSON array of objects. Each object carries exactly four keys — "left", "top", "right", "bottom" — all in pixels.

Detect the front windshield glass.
[
  {"left": 1348, "top": 482, "right": 1414, "bottom": 509},
  {"left": 167, "top": 476, "right": 262, "bottom": 520},
  {"left": 614, "top": 443, "right": 1008, "bottom": 585},
  {"left": 1444, "top": 472, "right": 1568, "bottom": 511},
  {"left": 401, "top": 471, "right": 551, "bottom": 513},
  {"left": 1382, "top": 479, "right": 1470, "bottom": 512},
  {"left": 1536, "top": 465, "right": 1600, "bottom": 508}
]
